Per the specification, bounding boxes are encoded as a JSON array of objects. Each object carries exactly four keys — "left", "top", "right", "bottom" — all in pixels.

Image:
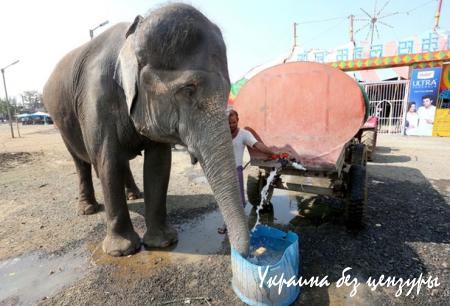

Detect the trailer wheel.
[
  {"left": 351, "top": 143, "right": 367, "bottom": 166},
  {"left": 361, "top": 130, "right": 376, "bottom": 161},
  {"left": 246, "top": 167, "right": 266, "bottom": 208},
  {"left": 345, "top": 164, "right": 367, "bottom": 229}
]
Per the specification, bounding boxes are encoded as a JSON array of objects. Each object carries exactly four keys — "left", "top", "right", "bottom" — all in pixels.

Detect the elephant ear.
[{"left": 114, "top": 15, "right": 143, "bottom": 114}]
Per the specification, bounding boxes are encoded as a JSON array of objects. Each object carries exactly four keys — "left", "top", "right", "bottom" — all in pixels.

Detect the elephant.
[{"left": 43, "top": 3, "right": 249, "bottom": 256}]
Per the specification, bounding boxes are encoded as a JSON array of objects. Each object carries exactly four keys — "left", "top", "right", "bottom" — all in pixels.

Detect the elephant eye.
[{"left": 182, "top": 84, "right": 196, "bottom": 98}]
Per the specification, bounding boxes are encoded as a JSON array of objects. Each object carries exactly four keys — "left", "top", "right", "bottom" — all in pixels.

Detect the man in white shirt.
[
  {"left": 218, "top": 109, "right": 278, "bottom": 234},
  {"left": 417, "top": 95, "right": 436, "bottom": 136}
]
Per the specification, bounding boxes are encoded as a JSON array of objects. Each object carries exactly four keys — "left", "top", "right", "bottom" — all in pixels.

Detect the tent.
[
  {"left": 31, "top": 111, "right": 50, "bottom": 117},
  {"left": 17, "top": 111, "right": 53, "bottom": 125}
]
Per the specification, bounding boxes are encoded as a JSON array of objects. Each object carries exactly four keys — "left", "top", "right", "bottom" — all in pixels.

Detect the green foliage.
[
  {"left": 21, "top": 90, "right": 44, "bottom": 111},
  {"left": 0, "top": 97, "right": 18, "bottom": 119},
  {"left": 0, "top": 89, "right": 45, "bottom": 119}
]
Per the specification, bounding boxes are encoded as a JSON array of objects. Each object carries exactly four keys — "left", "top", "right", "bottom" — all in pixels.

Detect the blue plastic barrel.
[{"left": 231, "top": 225, "right": 300, "bottom": 306}]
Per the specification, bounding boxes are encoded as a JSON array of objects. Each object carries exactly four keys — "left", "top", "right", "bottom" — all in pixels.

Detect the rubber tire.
[
  {"left": 246, "top": 167, "right": 266, "bottom": 208},
  {"left": 361, "top": 130, "right": 376, "bottom": 161},
  {"left": 345, "top": 164, "right": 367, "bottom": 229},
  {"left": 351, "top": 143, "right": 367, "bottom": 166}
]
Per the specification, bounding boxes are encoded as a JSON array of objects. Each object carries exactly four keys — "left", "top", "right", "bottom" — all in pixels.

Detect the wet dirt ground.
[{"left": 0, "top": 124, "right": 449, "bottom": 305}]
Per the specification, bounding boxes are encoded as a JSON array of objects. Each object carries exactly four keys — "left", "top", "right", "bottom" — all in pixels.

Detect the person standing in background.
[
  {"left": 405, "top": 102, "right": 419, "bottom": 135},
  {"left": 417, "top": 95, "right": 436, "bottom": 136},
  {"left": 217, "top": 109, "right": 279, "bottom": 234}
]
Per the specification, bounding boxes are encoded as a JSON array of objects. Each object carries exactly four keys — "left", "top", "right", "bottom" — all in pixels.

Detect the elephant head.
[{"left": 113, "top": 4, "right": 249, "bottom": 255}]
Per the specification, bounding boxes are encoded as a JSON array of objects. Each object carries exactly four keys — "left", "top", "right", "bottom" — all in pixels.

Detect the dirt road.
[{"left": 1, "top": 124, "right": 449, "bottom": 305}]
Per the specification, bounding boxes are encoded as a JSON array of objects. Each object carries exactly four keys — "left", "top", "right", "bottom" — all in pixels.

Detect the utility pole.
[
  {"left": 89, "top": 20, "right": 109, "bottom": 39},
  {"left": 348, "top": 15, "right": 355, "bottom": 46},
  {"left": 283, "top": 22, "right": 299, "bottom": 63},
  {"left": 293, "top": 22, "right": 298, "bottom": 48},
  {"left": 433, "top": 0, "right": 443, "bottom": 31},
  {"left": 1, "top": 60, "right": 19, "bottom": 139}
]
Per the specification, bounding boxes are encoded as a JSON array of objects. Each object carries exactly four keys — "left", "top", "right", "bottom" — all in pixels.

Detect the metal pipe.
[
  {"left": 433, "top": 0, "right": 443, "bottom": 31},
  {"left": 293, "top": 22, "right": 298, "bottom": 47},
  {"left": 348, "top": 15, "right": 355, "bottom": 45},
  {"left": 1, "top": 68, "right": 15, "bottom": 138}
]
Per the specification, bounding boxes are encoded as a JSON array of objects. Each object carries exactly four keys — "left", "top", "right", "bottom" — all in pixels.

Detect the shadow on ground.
[
  {"left": 122, "top": 164, "right": 450, "bottom": 305},
  {"left": 371, "top": 148, "right": 411, "bottom": 164},
  {"left": 281, "top": 164, "right": 450, "bottom": 305}
]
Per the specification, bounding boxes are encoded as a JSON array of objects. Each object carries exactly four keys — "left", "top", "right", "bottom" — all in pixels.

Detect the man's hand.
[
  {"left": 271, "top": 152, "right": 290, "bottom": 160},
  {"left": 253, "top": 142, "right": 292, "bottom": 160}
]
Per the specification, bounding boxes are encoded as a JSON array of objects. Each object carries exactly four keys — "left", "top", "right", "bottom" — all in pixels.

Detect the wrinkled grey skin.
[{"left": 43, "top": 4, "right": 249, "bottom": 256}]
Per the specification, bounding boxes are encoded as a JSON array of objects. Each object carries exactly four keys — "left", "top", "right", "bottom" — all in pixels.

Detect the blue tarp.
[{"left": 17, "top": 112, "right": 50, "bottom": 119}]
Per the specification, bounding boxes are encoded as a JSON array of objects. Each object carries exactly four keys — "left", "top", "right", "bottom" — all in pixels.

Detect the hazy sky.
[{"left": 0, "top": 0, "right": 448, "bottom": 99}]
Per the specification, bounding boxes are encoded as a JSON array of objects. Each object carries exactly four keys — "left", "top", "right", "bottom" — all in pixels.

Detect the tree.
[
  {"left": 21, "top": 90, "right": 44, "bottom": 111},
  {"left": 0, "top": 96, "right": 18, "bottom": 119}
]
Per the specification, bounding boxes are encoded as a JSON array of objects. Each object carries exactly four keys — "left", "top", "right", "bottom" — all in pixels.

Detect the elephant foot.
[
  {"left": 126, "top": 188, "right": 142, "bottom": 200},
  {"left": 102, "top": 230, "right": 141, "bottom": 257},
  {"left": 78, "top": 199, "right": 99, "bottom": 215},
  {"left": 143, "top": 224, "right": 178, "bottom": 248}
]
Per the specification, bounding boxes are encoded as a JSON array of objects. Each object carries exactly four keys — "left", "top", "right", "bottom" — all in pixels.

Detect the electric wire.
[
  {"left": 300, "top": 19, "right": 348, "bottom": 49},
  {"left": 295, "top": 16, "right": 347, "bottom": 25},
  {"left": 404, "top": 0, "right": 436, "bottom": 15},
  {"left": 295, "top": 0, "right": 438, "bottom": 48}
]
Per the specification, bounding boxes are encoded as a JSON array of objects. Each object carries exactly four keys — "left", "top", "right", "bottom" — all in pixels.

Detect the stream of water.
[
  {"left": 252, "top": 167, "right": 280, "bottom": 231},
  {"left": 247, "top": 166, "right": 288, "bottom": 265}
]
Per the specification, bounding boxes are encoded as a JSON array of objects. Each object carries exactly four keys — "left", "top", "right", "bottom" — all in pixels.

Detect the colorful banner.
[
  {"left": 406, "top": 67, "right": 442, "bottom": 136},
  {"left": 288, "top": 30, "right": 449, "bottom": 64},
  {"left": 440, "top": 63, "right": 450, "bottom": 92},
  {"left": 329, "top": 50, "right": 450, "bottom": 72}
]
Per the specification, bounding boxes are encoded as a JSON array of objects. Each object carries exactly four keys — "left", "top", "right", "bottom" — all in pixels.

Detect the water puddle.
[
  {"left": 174, "top": 209, "right": 225, "bottom": 255},
  {"left": 91, "top": 209, "right": 226, "bottom": 279},
  {"left": 0, "top": 190, "right": 341, "bottom": 303},
  {"left": 246, "top": 189, "right": 342, "bottom": 228},
  {"left": 246, "top": 191, "right": 300, "bottom": 226},
  {"left": 0, "top": 249, "right": 88, "bottom": 305},
  {"left": 90, "top": 189, "right": 339, "bottom": 283}
]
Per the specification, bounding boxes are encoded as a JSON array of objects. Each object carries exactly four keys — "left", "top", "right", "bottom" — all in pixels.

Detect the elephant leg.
[
  {"left": 66, "top": 145, "right": 99, "bottom": 215},
  {"left": 98, "top": 151, "right": 141, "bottom": 256},
  {"left": 124, "top": 161, "right": 142, "bottom": 200},
  {"left": 142, "top": 142, "right": 178, "bottom": 248}
]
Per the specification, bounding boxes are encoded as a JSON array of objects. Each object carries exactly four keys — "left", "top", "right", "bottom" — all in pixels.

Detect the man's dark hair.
[
  {"left": 228, "top": 109, "right": 239, "bottom": 118},
  {"left": 422, "top": 95, "right": 433, "bottom": 101}
]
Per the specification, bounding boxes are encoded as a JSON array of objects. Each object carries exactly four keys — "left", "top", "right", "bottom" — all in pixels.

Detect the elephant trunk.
[{"left": 194, "top": 116, "right": 249, "bottom": 256}]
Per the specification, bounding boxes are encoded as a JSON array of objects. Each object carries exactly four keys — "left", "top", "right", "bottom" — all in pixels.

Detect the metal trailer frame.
[{"left": 247, "top": 136, "right": 368, "bottom": 228}]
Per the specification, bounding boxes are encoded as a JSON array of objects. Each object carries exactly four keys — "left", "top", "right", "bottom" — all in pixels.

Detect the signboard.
[
  {"left": 409, "top": 67, "right": 442, "bottom": 108},
  {"left": 407, "top": 67, "right": 442, "bottom": 136}
]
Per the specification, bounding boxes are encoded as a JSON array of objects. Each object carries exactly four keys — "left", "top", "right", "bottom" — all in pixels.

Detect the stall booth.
[{"left": 433, "top": 63, "right": 450, "bottom": 136}]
